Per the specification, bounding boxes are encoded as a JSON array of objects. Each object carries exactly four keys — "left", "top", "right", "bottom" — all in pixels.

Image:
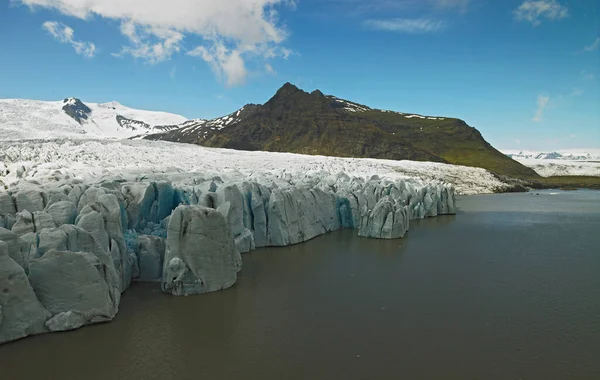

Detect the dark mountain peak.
[
  {"left": 270, "top": 83, "right": 329, "bottom": 103},
  {"left": 63, "top": 97, "right": 88, "bottom": 108},
  {"left": 282, "top": 81, "right": 298, "bottom": 89},
  {"left": 62, "top": 97, "right": 91, "bottom": 124},
  {"left": 266, "top": 83, "right": 332, "bottom": 113},
  {"left": 275, "top": 82, "right": 302, "bottom": 97}
]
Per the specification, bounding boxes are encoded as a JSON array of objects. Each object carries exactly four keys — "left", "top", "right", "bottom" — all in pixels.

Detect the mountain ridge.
[{"left": 145, "top": 82, "right": 538, "bottom": 178}]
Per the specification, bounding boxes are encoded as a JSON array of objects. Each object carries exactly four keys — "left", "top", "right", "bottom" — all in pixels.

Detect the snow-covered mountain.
[
  {"left": 504, "top": 149, "right": 600, "bottom": 161},
  {"left": 0, "top": 98, "right": 188, "bottom": 140},
  {"left": 502, "top": 149, "right": 600, "bottom": 177}
]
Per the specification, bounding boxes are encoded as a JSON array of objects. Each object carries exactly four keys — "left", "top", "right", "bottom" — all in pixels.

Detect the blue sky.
[{"left": 0, "top": 0, "right": 598, "bottom": 150}]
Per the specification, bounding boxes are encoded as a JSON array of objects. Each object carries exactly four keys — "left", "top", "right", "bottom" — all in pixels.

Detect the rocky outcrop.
[{"left": 62, "top": 97, "right": 91, "bottom": 124}]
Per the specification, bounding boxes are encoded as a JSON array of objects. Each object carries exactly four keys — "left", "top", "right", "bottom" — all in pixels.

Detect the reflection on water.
[{"left": 1, "top": 190, "right": 599, "bottom": 380}]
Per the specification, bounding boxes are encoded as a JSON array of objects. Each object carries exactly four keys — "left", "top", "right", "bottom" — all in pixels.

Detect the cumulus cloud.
[
  {"left": 364, "top": 18, "right": 446, "bottom": 33},
  {"left": 112, "top": 21, "right": 184, "bottom": 64},
  {"left": 21, "top": 0, "right": 292, "bottom": 85},
  {"left": 514, "top": 0, "right": 568, "bottom": 26},
  {"left": 42, "top": 21, "right": 96, "bottom": 58},
  {"left": 187, "top": 41, "right": 248, "bottom": 86},
  {"left": 533, "top": 95, "right": 550, "bottom": 122},
  {"left": 584, "top": 37, "right": 600, "bottom": 52}
]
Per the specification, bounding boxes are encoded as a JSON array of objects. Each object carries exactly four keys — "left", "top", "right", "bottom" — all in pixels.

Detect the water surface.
[{"left": 1, "top": 190, "right": 599, "bottom": 380}]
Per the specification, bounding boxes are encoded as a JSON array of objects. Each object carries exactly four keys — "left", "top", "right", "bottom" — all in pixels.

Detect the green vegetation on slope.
[
  {"left": 532, "top": 176, "right": 600, "bottom": 190},
  {"left": 358, "top": 110, "right": 538, "bottom": 178}
]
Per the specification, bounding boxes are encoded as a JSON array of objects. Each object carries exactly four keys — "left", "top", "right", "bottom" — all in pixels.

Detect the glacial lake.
[{"left": 1, "top": 190, "right": 599, "bottom": 380}]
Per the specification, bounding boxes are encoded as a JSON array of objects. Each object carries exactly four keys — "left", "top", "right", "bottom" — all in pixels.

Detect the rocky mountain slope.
[
  {"left": 145, "top": 83, "right": 538, "bottom": 179},
  {"left": 0, "top": 98, "right": 187, "bottom": 140}
]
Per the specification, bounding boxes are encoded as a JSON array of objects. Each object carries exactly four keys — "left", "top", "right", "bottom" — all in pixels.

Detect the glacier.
[{"left": 0, "top": 138, "right": 497, "bottom": 344}]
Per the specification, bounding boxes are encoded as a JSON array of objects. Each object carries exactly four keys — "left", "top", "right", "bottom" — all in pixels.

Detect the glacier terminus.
[{"left": 0, "top": 138, "right": 460, "bottom": 344}]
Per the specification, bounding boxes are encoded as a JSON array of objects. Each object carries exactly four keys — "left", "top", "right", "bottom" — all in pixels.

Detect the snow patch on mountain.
[
  {"left": 142, "top": 105, "right": 263, "bottom": 142},
  {"left": 155, "top": 110, "right": 245, "bottom": 142},
  {"left": 329, "top": 97, "right": 371, "bottom": 113},
  {"left": 326, "top": 96, "right": 446, "bottom": 120}
]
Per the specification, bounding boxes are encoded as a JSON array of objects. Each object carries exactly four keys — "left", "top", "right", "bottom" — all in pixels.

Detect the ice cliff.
[{"left": 0, "top": 170, "right": 455, "bottom": 344}]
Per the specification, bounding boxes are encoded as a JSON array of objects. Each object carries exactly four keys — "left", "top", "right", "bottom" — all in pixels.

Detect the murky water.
[{"left": 1, "top": 190, "right": 599, "bottom": 380}]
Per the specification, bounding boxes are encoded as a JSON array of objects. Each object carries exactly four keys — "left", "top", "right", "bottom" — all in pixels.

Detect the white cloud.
[
  {"left": 21, "top": 0, "right": 292, "bottom": 85},
  {"left": 364, "top": 18, "right": 446, "bottom": 33},
  {"left": 580, "top": 70, "right": 595, "bottom": 81},
  {"left": 42, "top": 21, "right": 96, "bottom": 58},
  {"left": 187, "top": 41, "right": 247, "bottom": 86},
  {"left": 584, "top": 37, "right": 600, "bottom": 52},
  {"left": 514, "top": 0, "right": 568, "bottom": 26},
  {"left": 515, "top": 139, "right": 521, "bottom": 145},
  {"left": 533, "top": 94, "right": 550, "bottom": 122},
  {"left": 333, "top": 0, "right": 472, "bottom": 13},
  {"left": 569, "top": 88, "right": 583, "bottom": 97},
  {"left": 113, "top": 21, "right": 184, "bottom": 64},
  {"left": 265, "top": 63, "right": 276, "bottom": 75},
  {"left": 169, "top": 66, "right": 177, "bottom": 79}
]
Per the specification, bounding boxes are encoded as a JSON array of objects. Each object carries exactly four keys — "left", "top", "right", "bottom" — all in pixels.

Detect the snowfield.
[
  {"left": 503, "top": 149, "right": 600, "bottom": 177},
  {"left": 0, "top": 139, "right": 507, "bottom": 195},
  {"left": 512, "top": 159, "right": 600, "bottom": 177},
  {"left": 0, "top": 99, "right": 187, "bottom": 140}
]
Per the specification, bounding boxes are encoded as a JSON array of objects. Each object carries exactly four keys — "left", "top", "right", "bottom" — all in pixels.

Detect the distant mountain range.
[
  {"left": 0, "top": 97, "right": 187, "bottom": 140},
  {"left": 503, "top": 150, "right": 600, "bottom": 161},
  {"left": 501, "top": 149, "right": 600, "bottom": 178},
  {"left": 144, "top": 83, "right": 538, "bottom": 178}
]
